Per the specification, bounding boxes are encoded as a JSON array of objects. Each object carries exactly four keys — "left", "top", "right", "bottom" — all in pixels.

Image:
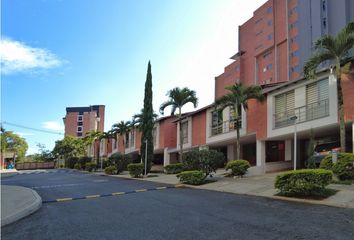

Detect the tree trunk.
[
  {"left": 179, "top": 108, "right": 183, "bottom": 162},
  {"left": 235, "top": 104, "right": 241, "bottom": 160},
  {"left": 336, "top": 75, "right": 346, "bottom": 152}
]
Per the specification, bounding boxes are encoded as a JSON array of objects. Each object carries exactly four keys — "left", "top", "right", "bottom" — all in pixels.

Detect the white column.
[
  {"left": 256, "top": 140, "right": 266, "bottom": 174},
  {"left": 227, "top": 144, "right": 235, "bottom": 161},
  {"left": 163, "top": 148, "right": 170, "bottom": 167}
]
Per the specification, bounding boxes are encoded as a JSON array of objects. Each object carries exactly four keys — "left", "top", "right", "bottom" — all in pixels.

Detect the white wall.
[{"left": 267, "top": 73, "right": 338, "bottom": 138}]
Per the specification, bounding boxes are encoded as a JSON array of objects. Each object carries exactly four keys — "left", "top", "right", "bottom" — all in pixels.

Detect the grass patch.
[
  {"left": 275, "top": 188, "right": 338, "bottom": 200},
  {"left": 331, "top": 179, "right": 354, "bottom": 185}
]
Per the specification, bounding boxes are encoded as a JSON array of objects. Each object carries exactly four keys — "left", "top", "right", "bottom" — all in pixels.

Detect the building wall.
[
  {"left": 215, "top": 60, "right": 241, "bottom": 100},
  {"left": 159, "top": 117, "right": 177, "bottom": 148},
  {"left": 247, "top": 100, "right": 267, "bottom": 140},
  {"left": 192, "top": 111, "right": 207, "bottom": 147},
  {"left": 342, "top": 70, "right": 354, "bottom": 122}
]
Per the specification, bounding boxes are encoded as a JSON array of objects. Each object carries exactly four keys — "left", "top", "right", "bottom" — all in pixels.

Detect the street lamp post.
[
  {"left": 144, "top": 140, "right": 148, "bottom": 177},
  {"left": 290, "top": 115, "right": 298, "bottom": 170}
]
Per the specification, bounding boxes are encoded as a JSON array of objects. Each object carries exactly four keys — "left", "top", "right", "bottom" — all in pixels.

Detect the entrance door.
[{"left": 266, "top": 141, "right": 285, "bottom": 162}]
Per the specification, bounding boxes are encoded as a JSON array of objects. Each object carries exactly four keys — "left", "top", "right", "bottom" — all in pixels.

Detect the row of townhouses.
[{"left": 63, "top": 0, "right": 354, "bottom": 175}]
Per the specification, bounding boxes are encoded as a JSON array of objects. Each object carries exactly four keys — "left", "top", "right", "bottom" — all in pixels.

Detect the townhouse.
[{"left": 99, "top": 0, "right": 354, "bottom": 175}]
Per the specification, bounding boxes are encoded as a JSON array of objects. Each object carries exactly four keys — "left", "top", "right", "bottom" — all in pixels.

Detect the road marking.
[
  {"left": 112, "top": 192, "right": 125, "bottom": 196},
  {"left": 135, "top": 189, "right": 147, "bottom": 192},
  {"left": 56, "top": 198, "right": 73, "bottom": 202},
  {"left": 86, "top": 195, "right": 100, "bottom": 199},
  {"left": 42, "top": 185, "right": 185, "bottom": 204}
]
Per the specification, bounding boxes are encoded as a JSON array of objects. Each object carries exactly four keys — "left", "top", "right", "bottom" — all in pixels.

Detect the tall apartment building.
[
  {"left": 63, "top": 105, "right": 105, "bottom": 137},
  {"left": 216, "top": 0, "right": 354, "bottom": 98}
]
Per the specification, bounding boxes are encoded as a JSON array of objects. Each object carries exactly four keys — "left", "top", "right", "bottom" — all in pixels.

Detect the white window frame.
[
  {"left": 77, "top": 126, "right": 83, "bottom": 132},
  {"left": 77, "top": 115, "right": 83, "bottom": 122}
]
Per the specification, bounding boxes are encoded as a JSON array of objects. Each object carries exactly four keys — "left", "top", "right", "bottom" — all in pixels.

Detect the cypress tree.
[{"left": 140, "top": 61, "right": 154, "bottom": 173}]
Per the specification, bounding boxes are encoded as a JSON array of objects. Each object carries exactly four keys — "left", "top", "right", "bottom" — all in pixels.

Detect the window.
[
  {"left": 267, "top": 19, "right": 272, "bottom": 26},
  {"left": 77, "top": 121, "right": 83, "bottom": 126},
  {"left": 306, "top": 79, "right": 329, "bottom": 120},
  {"left": 263, "top": 51, "right": 272, "bottom": 59},
  {"left": 211, "top": 110, "right": 223, "bottom": 135},
  {"left": 267, "top": 34, "right": 272, "bottom": 40},
  {"left": 181, "top": 122, "right": 188, "bottom": 144},
  {"left": 290, "top": 50, "right": 298, "bottom": 58},
  {"left": 290, "top": 36, "right": 298, "bottom": 43},
  {"left": 256, "top": 30, "right": 263, "bottom": 36},
  {"left": 77, "top": 126, "right": 83, "bottom": 132},
  {"left": 289, "top": 6, "right": 298, "bottom": 16},
  {"left": 323, "top": 18, "right": 327, "bottom": 29},
  {"left": 289, "top": 21, "right": 298, "bottom": 29},
  {"left": 77, "top": 115, "right": 83, "bottom": 122},
  {"left": 77, "top": 132, "right": 82, "bottom": 137},
  {"left": 322, "top": 0, "right": 326, "bottom": 11},
  {"left": 291, "top": 65, "right": 300, "bottom": 73},
  {"left": 263, "top": 63, "right": 272, "bottom": 72},
  {"left": 267, "top": 6, "right": 272, "bottom": 14},
  {"left": 274, "top": 90, "right": 295, "bottom": 128},
  {"left": 235, "top": 65, "right": 240, "bottom": 71}
]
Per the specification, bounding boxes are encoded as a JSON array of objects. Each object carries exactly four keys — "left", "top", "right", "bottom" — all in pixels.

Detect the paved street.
[{"left": 2, "top": 170, "right": 354, "bottom": 240}]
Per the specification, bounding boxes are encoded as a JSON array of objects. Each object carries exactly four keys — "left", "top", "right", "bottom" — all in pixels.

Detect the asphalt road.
[{"left": 2, "top": 170, "right": 354, "bottom": 240}]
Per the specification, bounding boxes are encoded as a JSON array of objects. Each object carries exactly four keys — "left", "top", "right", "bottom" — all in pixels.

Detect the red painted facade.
[{"left": 191, "top": 111, "right": 207, "bottom": 147}]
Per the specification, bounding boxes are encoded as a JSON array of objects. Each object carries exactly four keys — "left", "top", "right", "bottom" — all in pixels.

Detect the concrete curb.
[
  {"left": 1, "top": 170, "right": 19, "bottom": 178},
  {"left": 1, "top": 186, "right": 42, "bottom": 227}
]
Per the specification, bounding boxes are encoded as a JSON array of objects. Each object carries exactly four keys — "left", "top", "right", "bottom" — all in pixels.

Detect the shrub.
[
  {"left": 182, "top": 149, "right": 225, "bottom": 178},
  {"left": 74, "top": 163, "right": 81, "bottom": 170},
  {"left": 104, "top": 166, "right": 117, "bottom": 175},
  {"left": 305, "top": 156, "right": 317, "bottom": 169},
  {"left": 127, "top": 163, "right": 144, "bottom": 178},
  {"left": 79, "top": 156, "right": 92, "bottom": 170},
  {"left": 85, "top": 162, "right": 97, "bottom": 172},
  {"left": 275, "top": 169, "right": 333, "bottom": 196},
  {"left": 319, "top": 155, "right": 333, "bottom": 170},
  {"left": 332, "top": 153, "right": 354, "bottom": 180},
  {"left": 177, "top": 170, "right": 205, "bottom": 185},
  {"left": 319, "top": 153, "right": 354, "bottom": 180},
  {"left": 107, "top": 153, "right": 132, "bottom": 174},
  {"left": 165, "top": 163, "right": 184, "bottom": 174},
  {"left": 225, "top": 160, "right": 251, "bottom": 177},
  {"left": 67, "top": 157, "right": 79, "bottom": 169}
]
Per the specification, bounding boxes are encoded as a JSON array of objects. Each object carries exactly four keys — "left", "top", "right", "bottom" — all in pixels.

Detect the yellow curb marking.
[
  {"left": 156, "top": 187, "right": 167, "bottom": 190},
  {"left": 135, "top": 189, "right": 147, "bottom": 192},
  {"left": 86, "top": 195, "right": 100, "bottom": 199},
  {"left": 56, "top": 198, "right": 73, "bottom": 202},
  {"left": 112, "top": 192, "right": 125, "bottom": 196}
]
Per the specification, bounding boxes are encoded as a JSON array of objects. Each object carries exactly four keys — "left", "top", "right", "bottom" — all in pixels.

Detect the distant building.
[{"left": 63, "top": 105, "right": 105, "bottom": 137}]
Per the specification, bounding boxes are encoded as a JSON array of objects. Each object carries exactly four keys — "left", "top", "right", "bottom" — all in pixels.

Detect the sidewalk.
[
  {"left": 1, "top": 185, "right": 42, "bottom": 227},
  {"left": 101, "top": 169, "right": 354, "bottom": 209}
]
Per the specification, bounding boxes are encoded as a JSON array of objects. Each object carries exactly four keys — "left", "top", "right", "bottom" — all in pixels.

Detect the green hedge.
[
  {"left": 164, "top": 163, "right": 184, "bottom": 174},
  {"left": 320, "top": 153, "right": 354, "bottom": 180},
  {"left": 73, "top": 162, "right": 81, "bottom": 170},
  {"left": 275, "top": 169, "right": 333, "bottom": 196},
  {"left": 177, "top": 170, "right": 204, "bottom": 185},
  {"left": 85, "top": 162, "right": 97, "bottom": 172},
  {"left": 107, "top": 153, "right": 132, "bottom": 174},
  {"left": 225, "top": 160, "right": 250, "bottom": 177},
  {"left": 127, "top": 163, "right": 144, "bottom": 178},
  {"left": 104, "top": 166, "right": 117, "bottom": 175}
]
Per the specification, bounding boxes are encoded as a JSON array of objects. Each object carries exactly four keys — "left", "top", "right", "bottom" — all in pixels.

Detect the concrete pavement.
[
  {"left": 1, "top": 185, "right": 42, "bottom": 227},
  {"left": 101, "top": 169, "right": 354, "bottom": 209}
]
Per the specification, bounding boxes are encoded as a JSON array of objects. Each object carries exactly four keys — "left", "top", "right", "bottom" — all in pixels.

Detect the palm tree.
[
  {"left": 83, "top": 130, "right": 102, "bottom": 159},
  {"left": 215, "top": 83, "right": 265, "bottom": 160},
  {"left": 160, "top": 87, "right": 198, "bottom": 161},
  {"left": 132, "top": 109, "right": 158, "bottom": 129},
  {"left": 111, "top": 121, "right": 132, "bottom": 154},
  {"left": 304, "top": 20, "right": 354, "bottom": 152}
]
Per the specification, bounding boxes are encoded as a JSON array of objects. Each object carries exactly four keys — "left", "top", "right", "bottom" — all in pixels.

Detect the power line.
[{"left": 1, "top": 121, "right": 64, "bottom": 136}]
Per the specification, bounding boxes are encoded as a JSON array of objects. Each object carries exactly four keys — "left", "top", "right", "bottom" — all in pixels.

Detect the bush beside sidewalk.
[{"left": 99, "top": 169, "right": 354, "bottom": 209}]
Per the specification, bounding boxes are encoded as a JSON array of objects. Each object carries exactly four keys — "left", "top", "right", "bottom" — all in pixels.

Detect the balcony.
[
  {"left": 274, "top": 99, "right": 329, "bottom": 128},
  {"left": 211, "top": 118, "right": 241, "bottom": 136}
]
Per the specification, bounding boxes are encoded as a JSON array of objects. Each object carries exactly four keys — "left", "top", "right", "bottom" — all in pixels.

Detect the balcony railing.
[
  {"left": 274, "top": 99, "right": 329, "bottom": 128},
  {"left": 211, "top": 118, "right": 241, "bottom": 136}
]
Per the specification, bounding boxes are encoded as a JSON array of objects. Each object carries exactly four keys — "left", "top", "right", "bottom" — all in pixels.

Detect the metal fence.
[
  {"left": 211, "top": 119, "right": 241, "bottom": 136},
  {"left": 16, "top": 162, "right": 55, "bottom": 170},
  {"left": 274, "top": 99, "right": 329, "bottom": 128}
]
